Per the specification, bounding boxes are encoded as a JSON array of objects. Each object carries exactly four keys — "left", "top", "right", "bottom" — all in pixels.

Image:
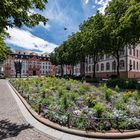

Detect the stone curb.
[{"left": 9, "top": 82, "right": 140, "bottom": 139}]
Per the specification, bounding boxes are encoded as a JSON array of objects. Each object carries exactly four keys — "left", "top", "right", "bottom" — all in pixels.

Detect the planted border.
[{"left": 10, "top": 77, "right": 140, "bottom": 132}]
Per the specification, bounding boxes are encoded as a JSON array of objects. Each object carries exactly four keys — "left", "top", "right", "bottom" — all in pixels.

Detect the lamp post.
[{"left": 14, "top": 60, "right": 22, "bottom": 78}]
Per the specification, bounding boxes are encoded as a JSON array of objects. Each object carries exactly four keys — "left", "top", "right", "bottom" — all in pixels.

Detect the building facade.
[
  {"left": 85, "top": 44, "right": 140, "bottom": 78},
  {"left": 4, "top": 51, "right": 54, "bottom": 77}
]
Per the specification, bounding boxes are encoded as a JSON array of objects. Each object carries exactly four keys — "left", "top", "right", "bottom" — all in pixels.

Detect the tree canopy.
[
  {"left": 0, "top": 0, "right": 48, "bottom": 61},
  {"left": 0, "top": 0, "right": 48, "bottom": 32},
  {"left": 50, "top": 0, "right": 140, "bottom": 77}
]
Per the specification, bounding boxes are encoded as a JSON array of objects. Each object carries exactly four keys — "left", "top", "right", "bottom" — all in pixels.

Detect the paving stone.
[{"left": 0, "top": 79, "right": 55, "bottom": 140}]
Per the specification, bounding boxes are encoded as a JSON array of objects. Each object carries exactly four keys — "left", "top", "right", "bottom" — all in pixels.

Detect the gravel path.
[{"left": 0, "top": 79, "right": 56, "bottom": 140}]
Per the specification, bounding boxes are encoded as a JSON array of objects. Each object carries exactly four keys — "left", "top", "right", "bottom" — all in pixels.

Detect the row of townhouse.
[
  {"left": 4, "top": 50, "right": 54, "bottom": 77},
  {"left": 85, "top": 44, "right": 140, "bottom": 78},
  {"left": 62, "top": 44, "right": 140, "bottom": 78},
  {"left": 2, "top": 44, "right": 140, "bottom": 78}
]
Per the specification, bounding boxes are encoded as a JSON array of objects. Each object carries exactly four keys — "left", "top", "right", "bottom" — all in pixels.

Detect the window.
[
  {"left": 137, "top": 50, "right": 138, "bottom": 57},
  {"left": 89, "top": 65, "right": 91, "bottom": 72},
  {"left": 130, "top": 60, "right": 132, "bottom": 65},
  {"left": 106, "top": 54, "right": 110, "bottom": 59},
  {"left": 99, "top": 55, "right": 104, "bottom": 61},
  {"left": 86, "top": 66, "right": 88, "bottom": 72},
  {"left": 129, "top": 48, "right": 132, "bottom": 55},
  {"left": 96, "top": 64, "right": 99, "bottom": 71},
  {"left": 112, "top": 61, "right": 116, "bottom": 70},
  {"left": 120, "top": 60, "right": 125, "bottom": 70},
  {"left": 120, "top": 49, "right": 125, "bottom": 56},
  {"left": 101, "top": 63, "right": 104, "bottom": 71},
  {"left": 92, "top": 65, "right": 94, "bottom": 71},
  {"left": 133, "top": 60, "right": 135, "bottom": 70},
  {"left": 106, "top": 62, "right": 110, "bottom": 70},
  {"left": 89, "top": 57, "right": 92, "bottom": 64},
  {"left": 137, "top": 62, "right": 138, "bottom": 70},
  {"left": 133, "top": 48, "right": 135, "bottom": 56}
]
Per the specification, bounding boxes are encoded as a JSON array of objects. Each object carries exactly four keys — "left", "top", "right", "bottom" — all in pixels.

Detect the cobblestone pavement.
[{"left": 0, "top": 79, "right": 56, "bottom": 140}]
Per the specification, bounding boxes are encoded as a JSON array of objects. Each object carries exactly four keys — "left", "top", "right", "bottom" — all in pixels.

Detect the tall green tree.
[
  {"left": 104, "top": 0, "right": 129, "bottom": 76},
  {"left": 80, "top": 11, "right": 105, "bottom": 78},
  {"left": 119, "top": 0, "right": 140, "bottom": 46}
]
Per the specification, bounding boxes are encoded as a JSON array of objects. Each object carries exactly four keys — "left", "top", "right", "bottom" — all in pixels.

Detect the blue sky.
[{"left": 5, "top": 0, "right": 111, "bottom": 53}]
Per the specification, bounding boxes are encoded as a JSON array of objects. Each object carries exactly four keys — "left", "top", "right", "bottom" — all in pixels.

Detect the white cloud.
[
  {"left": 42, "top": 0, "right": 78, "bottom": 32},
  {"left": 39, "top": 22, "right": 51, "bottom": 30},
  {"left": 95, "top": 0, "right": 112, "bottom": 14},
  {"left": 5, "top": 27, "right": 58, "bottom": 53},
  {"left": 82, "top": 0, "right": 89, "bottom": 5}
]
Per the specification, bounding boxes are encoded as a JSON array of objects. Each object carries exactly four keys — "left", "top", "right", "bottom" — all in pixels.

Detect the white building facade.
[{"left": 85, "top": 44, "right": 140, "bottom": 78}]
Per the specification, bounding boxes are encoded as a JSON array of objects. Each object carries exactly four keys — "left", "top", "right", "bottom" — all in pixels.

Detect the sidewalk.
[
  {"left": 0, "top": 79, "right": 139, "bottom": 140},
  {"left": 0, "top": 79, "right": 55, "bottom": 140}
]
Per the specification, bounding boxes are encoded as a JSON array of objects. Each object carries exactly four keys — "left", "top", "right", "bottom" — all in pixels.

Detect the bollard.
[
  {"left": 67, "top": 113, "right": 70, "bottom": 128},
  {"left": 38, "top": 104, "right": 42, "bottom": 114},
  {"left": 27, "top": 95, "right": 29, "bottom": 101}
]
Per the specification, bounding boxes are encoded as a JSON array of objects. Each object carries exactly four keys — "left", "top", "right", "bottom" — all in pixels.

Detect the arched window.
[
  {"left": 101, "top": 63, "right": 104, "bottom": 71},
  {"left": 112, "top": 61, "right": 116, "bottom": 70},
  {"left": 106, "top": 62, "right": 110, "bottom": 70},
  {"left": 120, "top": 60, "right": 125, "bottom": 70}
]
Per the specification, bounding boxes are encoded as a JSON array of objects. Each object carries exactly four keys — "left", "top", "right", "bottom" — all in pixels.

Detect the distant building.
[
  {"left": 61, "top": 44, "right": 140, "bottom": 79},
  {"left": 4, "top": 50, "right": 53, "bottom": 77},
  {"left": 85, "top": 45, "right": 140, "bottom": 78}
]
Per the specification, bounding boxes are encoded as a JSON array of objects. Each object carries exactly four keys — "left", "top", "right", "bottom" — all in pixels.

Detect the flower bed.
[{"left": 10, "top": 77, "right": 140, "bottom": 132}]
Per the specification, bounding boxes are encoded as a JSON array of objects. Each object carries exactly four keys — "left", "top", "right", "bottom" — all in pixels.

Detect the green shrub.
[
  {"left": 115, "top": 85, "right": 120, "bottom": 92},
  {"left": 108, "top": 78, "right": 138, "bottom": 89},
  {"left": 94, "top": 102, "right": 106, "bottom": 118},
  {"left": 104, "top": 88, "right": 112, "bottom": 102},
  {"left": 115, "top": 100, "right": 126, "bottom": 110},
  {"left": 84, "top": 93, "right": 96, "bottom": 107}
]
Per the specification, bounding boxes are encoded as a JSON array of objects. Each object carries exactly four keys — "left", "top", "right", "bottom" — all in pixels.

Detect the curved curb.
[{"left": 9, "top": 82, "right": 140, "bottom": 139}]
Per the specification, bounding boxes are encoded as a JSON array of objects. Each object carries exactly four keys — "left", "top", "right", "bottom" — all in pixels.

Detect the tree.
[
  {"left": 0, "top": 0, "right": 48, "bottom": 61},
  {"left": 80, "top": 11, "right": 105, "bottom": 78},
  {"left": 104, "top": 0, "right": 129, "bottom": 77},
  {"left": 0, "top": 0, "right": 48, "bottom": 33},
  {"left": 0, "top": 36, "right": 11, "bottom": 61},
  {"left": 119, "top": 0, "right": 140, "bottom": 46}
]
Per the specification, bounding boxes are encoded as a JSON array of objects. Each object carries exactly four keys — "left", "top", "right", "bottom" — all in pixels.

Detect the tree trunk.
[
  {"left": 93, "top": 63, "right": 96, "bottom": 78},
  {"left": 116, "top": 54, "right": 120, "bottom": 77},
  {"left": 61, "top": 65, "right": 64, "bottom": 76},
  {"left": 66, "top": 65, "right": 68, "bottom": 75},
  {"left": 80, "top": 59, "right": 85, "bottom": 78},
  {"left": 71, "top": 65, "right": 74, "bottom": 76}
]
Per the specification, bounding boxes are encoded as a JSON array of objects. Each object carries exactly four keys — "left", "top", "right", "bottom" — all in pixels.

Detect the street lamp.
[{"left": 14, "top": 60, "right": 22, "bottom": 78}]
